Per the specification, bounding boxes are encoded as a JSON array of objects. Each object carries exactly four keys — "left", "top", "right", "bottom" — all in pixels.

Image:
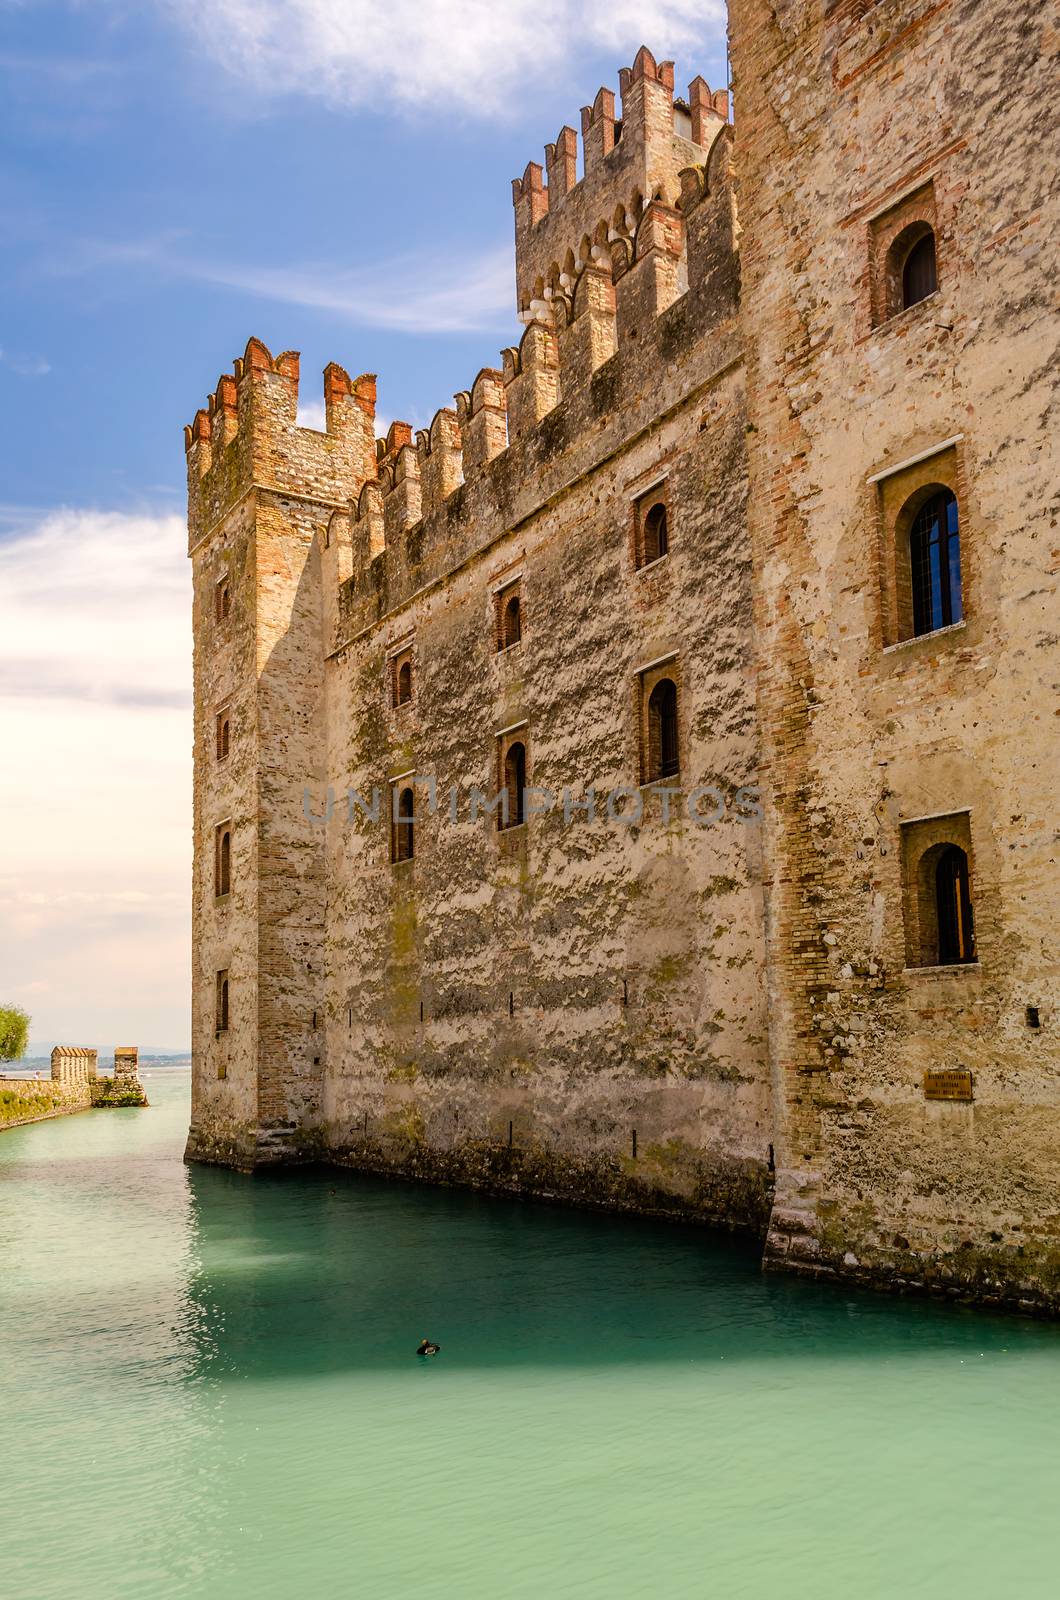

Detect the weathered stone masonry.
[
  {"left": 185, "top": 13, "right": 1059, "bottom": 1312},
  {"left": 729, "top": 0, "right": 1059, "bottom": 1309}
]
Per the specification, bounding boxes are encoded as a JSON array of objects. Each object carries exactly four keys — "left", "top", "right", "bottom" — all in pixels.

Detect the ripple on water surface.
[{"left": 2, "top": 1073, "right": 1058, "bottom": 1600}]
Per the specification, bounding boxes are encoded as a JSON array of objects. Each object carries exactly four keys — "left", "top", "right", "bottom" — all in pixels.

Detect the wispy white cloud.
[
  {"left": 0, "top": 507, "right": 191, "bottom": 1048},
  {"left": 193, "top": 244, "right": 514, "bottom": 334},
  {"left": 296, "top": 399, "right": 328, "bottom": 430},
  {"left": 164, "top": 0, "right": 726, "bottom": 117},
  {"left": 0, "top": 345, "right": 51, "bottom": 377},
  {"left": 50, "top": 231, "right": 516, "bottom": 336},
  {"left": 0, "top": 506, "right": 188, "bottom": 708}
]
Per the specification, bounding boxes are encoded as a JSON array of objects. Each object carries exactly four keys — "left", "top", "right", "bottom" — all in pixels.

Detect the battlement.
[
  {"left": 326, "top": 122, "right": 738, "bottom": 647},
  {"left": 512, "top": 46, "right": 728, "bottom": 313},
  {"left": 182, "top": 54, "right": 737, "bottom": 660},
  {"left": 185, "top": 337, "right": 377, "bottom": 551}
]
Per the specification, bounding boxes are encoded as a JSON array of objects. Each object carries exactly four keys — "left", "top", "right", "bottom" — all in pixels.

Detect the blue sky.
[{"left": 0, "top": 0, "right": 727, "bottom": 1049}]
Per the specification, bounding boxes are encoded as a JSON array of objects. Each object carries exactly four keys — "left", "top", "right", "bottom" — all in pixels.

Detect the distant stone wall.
[
  {"left": 1, "top": 1047, "right": 147, "bottom": 1130},
  {"left": 0, "top": 1075, "right": 91, "bottom": 1129}
]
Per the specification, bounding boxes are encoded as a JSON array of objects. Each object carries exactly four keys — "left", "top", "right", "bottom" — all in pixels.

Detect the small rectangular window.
[
  {"left": 632, "top": 483, "right": 670, "bottom": 571},
  {"left": 494, "top": 581, "right": 523, "bottom": 652},
  {"left": 900, "top": 812, "right": 977, "bottom": 969},
  {"left": 873, "top": 442, "right": 962, "bottom": 648},
  {"left": 867, "top": 181, "right": 938, "bottom": 329},
  {"left": 390, "top": 647, "right": 414, "bottom": 707},
  {"left": 215, "top": 970, "right": 230, "bottom": 1034},
  {"left": 495, "top": 727, "right": 530, "bottom": 830},
  {"left": 637, "top": 660, "right": 681, "bottom": 784},
  {"left": 390, "top": 782, "right": 415, "bottom": 862},
  {"left": 214, "top": 821, "right": 232, "bottom": 897}
]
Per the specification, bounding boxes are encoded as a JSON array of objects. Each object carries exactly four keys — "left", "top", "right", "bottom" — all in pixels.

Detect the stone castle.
[{"left": 184, "top": 2, "right": 1059, "bottom": 1313}]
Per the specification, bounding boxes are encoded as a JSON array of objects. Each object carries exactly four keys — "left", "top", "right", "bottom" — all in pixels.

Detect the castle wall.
[
  {"left": 320, "top": 373, "right": 769, "bottom": 1224},
  {"left": 0, "top": 1076, "right": 92, "bottom": 1129},
  {"left": 313, "top": 120, "right": 772, "bottom": 1226},
  {"left": 730, "top": 0, "right": 1060, "bottom": 1307}
]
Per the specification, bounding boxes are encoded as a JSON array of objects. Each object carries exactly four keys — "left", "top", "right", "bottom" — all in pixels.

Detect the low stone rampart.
[
  {"left": 0, "top": 1047, "right": 148, "bottom": 1130},
  {"left": 0, "top": 1076, "right": 91, "bottom": 1129}
]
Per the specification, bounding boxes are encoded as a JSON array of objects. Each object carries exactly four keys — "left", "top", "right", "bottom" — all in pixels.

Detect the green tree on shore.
[{"left": 0, "top": 1005, "right": 30, "bottom": 1062}]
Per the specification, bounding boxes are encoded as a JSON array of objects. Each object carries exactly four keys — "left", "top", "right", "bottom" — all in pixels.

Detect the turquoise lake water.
[{"left": 2, "top": 1071, "right": 1059, "bottom": 1599}]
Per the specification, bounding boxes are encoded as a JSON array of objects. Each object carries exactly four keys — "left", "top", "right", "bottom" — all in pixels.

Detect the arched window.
[
  {"left": 503, "top": 741, "right": 526, "bottom": 827},
  {"left": 936, "top": 845, "right": 975, "bottom": 965},
  {"left": 216, "top": 579, "right": 231, "bottom": 622},
  {"left": 902, "top": 230, "right": 937, "bottom": 309},
  {"left": 394, "top": 786, "right": 415, "bottom": 862},
  {"left": 642, "top": 502, "right": 669, "bottom": 564},
  {"left": 910, "top": 489, "right": 961, "bottom": 636},
  {"left": 503, "top": 593, "right": 522, "bottom": 649},
  {"left": 216, "top": 828, "right": 231, "bottom": 896},
  {"left": 495, "top": 582, "right": 522, "bottom": 652},
  {"left": 216, "top": 713, "right": 230, "bottom": 760},
  {"left": 391, "top": 648, "right": 414, "bottom": 707},
  {"left": 648, "top": 678, "right": 679, "bottom": 780}
]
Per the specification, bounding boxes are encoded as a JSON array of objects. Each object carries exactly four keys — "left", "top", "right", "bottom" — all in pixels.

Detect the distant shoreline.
[{"left": 3, "top": 1054, "right": 191, "bottom": 1075}]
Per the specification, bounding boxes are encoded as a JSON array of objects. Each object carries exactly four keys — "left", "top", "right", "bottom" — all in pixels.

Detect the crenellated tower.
[
  {"left": 185, "top": 339, "right": 376, "bottom": 1166},
  {"left": 512, "top": 47, "right": 728, "bottom": 322}
]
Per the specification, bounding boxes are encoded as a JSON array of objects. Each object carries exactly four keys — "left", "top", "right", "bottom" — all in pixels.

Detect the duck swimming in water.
[{"left": 416, "top": 1337, "right": 441, "bottom": 1357}]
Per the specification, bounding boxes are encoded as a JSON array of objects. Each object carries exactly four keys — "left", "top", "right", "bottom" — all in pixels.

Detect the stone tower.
[
  {"left": 185, "top": 342, "right": 376, "bottom": 1165},
  {"left": 729, "top": 0, "right": 1060, "bottom": 1303}
]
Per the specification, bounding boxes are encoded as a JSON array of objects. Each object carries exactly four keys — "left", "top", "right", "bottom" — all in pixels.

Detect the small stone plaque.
[{"left": 924, "top": 1068, "right": 974, "bottom": 1102}]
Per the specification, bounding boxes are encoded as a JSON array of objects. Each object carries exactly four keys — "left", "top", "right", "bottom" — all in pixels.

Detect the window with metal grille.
[{"left": 910, "top": 489, "right": 961, "bottom": 636}]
